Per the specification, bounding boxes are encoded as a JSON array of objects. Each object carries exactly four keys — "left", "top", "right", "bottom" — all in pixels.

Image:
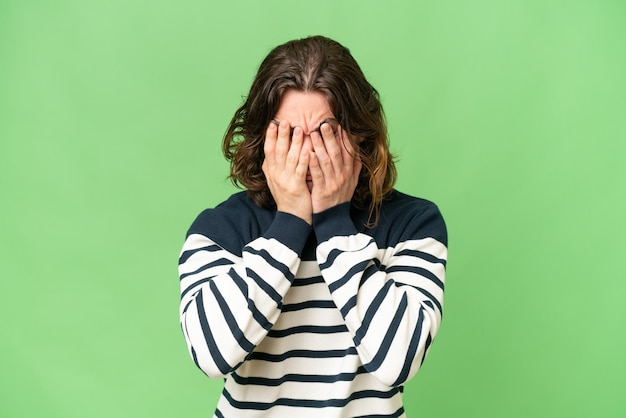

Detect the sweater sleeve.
[
  {"left": 312, "top": 201, "right": 447, "bottom": 387},
  {"left": 178, "top": 210, "right": 311, "bottom": 378}
]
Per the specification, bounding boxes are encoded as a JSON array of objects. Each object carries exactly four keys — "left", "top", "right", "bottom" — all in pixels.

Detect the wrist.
[
  {"left": 265, "top": 212, "right": 312, "bottom": 256},
  {"left": 312, "top": 199, "right": 342, "bottom": 215},
  {"left": 312, "top": 202, "right": 357, "bottom": 241},
  {"left": 276, "top": 202, "right": 312, "bottom": 225}
]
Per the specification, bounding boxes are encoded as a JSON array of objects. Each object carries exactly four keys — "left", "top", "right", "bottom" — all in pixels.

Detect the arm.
[
  {"left": 178, "top": 211, "right": 311, "bottom": 378},
  {"left": 179, "top": 118, "right": 315, "bottom": 377},
  {"left": 313, "top": 202, "right": 447, "bottom": 387}
]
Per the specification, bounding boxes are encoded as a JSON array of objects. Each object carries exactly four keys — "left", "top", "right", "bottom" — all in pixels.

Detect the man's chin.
[{"left": 306, "top": 181, "right": 313, "bottom": 193}]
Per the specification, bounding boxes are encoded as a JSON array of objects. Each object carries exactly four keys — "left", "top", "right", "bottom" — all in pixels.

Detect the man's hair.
[{"left": 222, "top": 35, "right": 397, "bottom": 226}]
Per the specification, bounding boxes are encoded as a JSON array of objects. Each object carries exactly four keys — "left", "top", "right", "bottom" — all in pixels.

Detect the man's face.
[{"left": 272, "top": 89, "right": 338, "bottom": 191}]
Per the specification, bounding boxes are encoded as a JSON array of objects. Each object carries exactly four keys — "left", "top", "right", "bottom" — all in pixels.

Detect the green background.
[{"left": 1, "top": 0, "right": 625, "bottom": 417}]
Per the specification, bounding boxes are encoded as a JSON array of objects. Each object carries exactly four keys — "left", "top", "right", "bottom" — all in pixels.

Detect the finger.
[
  {"left": 286, "top": 126, "right": 304, "bottom": 168},
  {"left": 338, "top": 126, "right": 357, "bottom": 169},
  {"left": 275, "top": 120, "right": 291, "bottom": 160},
  {"left": 295, "top": 147, "right": 309, "bottom": 179},
  {"left": 321, "top": 122, "right": 343, "bottom": 168},
  {"left": 264, "top": 122, "right": 278, "bottom": 163},
  {"left": 352, "top": 153, "right": 362, "bottom": 181},
  {"left": 308, "top": 151, "right": 324, "bottom": 184},
  {"left": 311, "top": 130, "right": 334, "bottom": 176}
]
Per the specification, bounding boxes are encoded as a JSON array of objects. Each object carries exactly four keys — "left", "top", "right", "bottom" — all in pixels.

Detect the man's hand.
[
  {"left": 309, "top": 122, "right": 362, "bottom": 214},
  {"left": 262, "top": 120, "right": 313, "bottom": 224}
]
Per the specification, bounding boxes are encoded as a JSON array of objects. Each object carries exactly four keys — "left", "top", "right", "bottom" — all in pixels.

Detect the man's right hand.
[{"left": 262, "top": 120, "right": 313, "bottom": 224}]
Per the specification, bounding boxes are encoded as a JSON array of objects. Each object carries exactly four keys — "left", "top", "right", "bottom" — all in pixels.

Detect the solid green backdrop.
[{"left": 1, "top": 0, "right": 625, "bottom": 417}]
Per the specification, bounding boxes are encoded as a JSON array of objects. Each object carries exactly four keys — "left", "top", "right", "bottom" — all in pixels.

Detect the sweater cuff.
[
  {"left": 312, "top": 202, "right": 358, "bottom": 243},
  {"left": 264, "top": 211, "right": 312, "bottom": 256}
]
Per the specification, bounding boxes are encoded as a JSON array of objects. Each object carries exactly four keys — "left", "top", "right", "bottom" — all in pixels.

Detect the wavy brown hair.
[{"left": 222, "top": 35, "right": 396, "bottom": 226}]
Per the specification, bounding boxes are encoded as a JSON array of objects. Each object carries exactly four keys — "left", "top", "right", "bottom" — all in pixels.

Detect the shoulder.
[
  {"left": 186, "top": 192, "right": 275, "bottom": 254},
  {"left": 371, "top": 189, "right": 448, "bottom": 247}
]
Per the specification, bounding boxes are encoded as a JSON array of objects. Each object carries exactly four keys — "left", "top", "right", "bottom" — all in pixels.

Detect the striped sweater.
[{"left": 178, "top": 190, "right": 447, "bottom": 417}]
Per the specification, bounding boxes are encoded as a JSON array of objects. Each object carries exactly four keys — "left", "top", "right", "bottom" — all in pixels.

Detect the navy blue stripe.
[
  {"left": 340, "top": 295, "right": 357, "bottom": 318},
  {"left": 179, "top": 257, "right": 233, "bottom": 280},
  {"left": 339, "top": 262, "right": 384, "bottom": 317},
  {"left": 386, "top": 265, "right": 444, "bottom": 290},
  {"left": 230, "top": 268, "right": 273, "bottom": 331},
  {"left": 190, "top": 346, "right": 201, "bottom": 373},
  {"left": 267, "top": 324, "right": 348, "bottom": 338},
  {"left": 247, "top": 347, "right": 358, "bottom": 362},
  {"left": 209, "top": 280, "right": 255, "bottom": 352},
  {"left": 244, "top": 246, "right": 295, "bottom": 283},
  {"left": 180, "top": 277, "right": 211, "bottom": 300},
  {"left": 292, "top": 276, "right": 324, "bottom": 286},
  {"left": 392, "top": 307, "right": 425, "bottom": 386},
  {"left": 179, "top": 244, "right": 222, "bottom": 264},
  {"left": 181, "top": 298, "right": 194, "bottom": 315},
  {"left": 281, "top": 300, "right": 336, "bottom": 312},
  {"left": 394, "top": 248, "right": 446, "bottom": 266},
  {"left": 360, "top": 406, "right": 405, "bottom": 418},
  {"left": 231, "top": 367, "right": 367, "bottom": 386},
  {"left": 421, "top": 333, "right": 432, "bottom": 366},
  {"left": 247, "top": 268, "right": 283, "bottom": 306},
  {"left": 354, "top": 280, "right": 395, "bottom": 345},
  {"left": 223, "top": 386, "right": 400, "bottom": 410},
  {"left": 319, "top": 237, "right": 374, "bottom": 270},
  {"left": 182, "top": 317, "right": 203, "bottom": 372},
  {"left": 194, "top": 289, "right": 231, "bottom": 374},
  {"left": 328, "top": 259, "right": 370, "bottom": 293},
  {"left": 214, "top": 408, "right": 225, "bottom": 418},
  {"left": 396, "top": 282, "right": 443, "bottom": 315},
  {"left": 247, "top": 299, "right": 272, "bottom": 331},
  {"left": 362, "top": 293, "right": 408, "bottom": 373},
  {"left": 359, "top": 262, "right": 381, "bottom": 288},
  {"left": 318, "top": 248, "right": 342, "bottom": 271}
]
